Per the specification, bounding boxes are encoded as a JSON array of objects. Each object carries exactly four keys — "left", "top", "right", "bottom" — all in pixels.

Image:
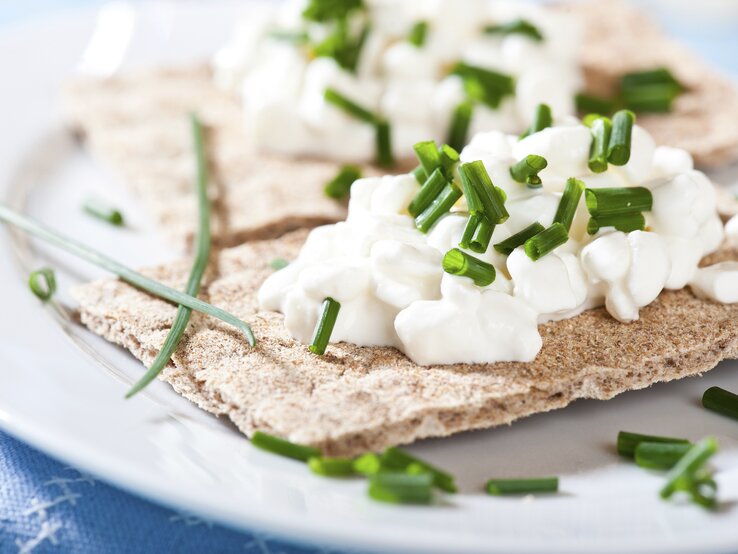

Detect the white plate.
[{"left": 2, "top": 3, "right": 738, "bottom": 553}]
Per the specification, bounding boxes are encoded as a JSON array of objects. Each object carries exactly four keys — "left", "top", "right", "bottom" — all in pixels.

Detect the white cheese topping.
[
  {"left": 214, "top": 0, "right": 582, "bottom": 161},
  {"left": 259, "top": 121, "right": 729, "bottom": 366}
]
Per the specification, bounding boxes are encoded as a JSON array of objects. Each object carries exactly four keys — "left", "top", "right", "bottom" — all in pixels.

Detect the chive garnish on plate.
[
  {"left": 324, "top": 164, "right": 362, "bottom": 199},
  {"left": 469, "top": 216, "right": 494, "bottom": 254},
  {"left": 616, "top": 431, "right": 690, "bottom": 458},
  {"left": 252, "top": 431, "right": 321, "bottom": 462},
  {"left": 309, "top": 297, "right": 341, "bottom": 355},
  {"left": 415, "top": 182, "right": 462, "bottom": 233},
  {"left": 509, "top": 155, "right": 547, "bottom": 188},
  {"left": 588, "top": 116, "right": 612, "bottom": 173},
  {"left": 442, "top": 248, "right": 496, "bottom": 286},
  {"left": 269, "top": 257, "right": 290, "bottom": 271},
  {"left": 451, "top": 62, "right": 515, "bottom": 109},
  {"left": 575, "top": 93, "right": 615, "bottom": 115},
  {"left": 523, "top": 222, "right": 568, "bottom": 261},
  {"left": 126, "top": 113, "right": 212, "bottom": 398},
  {"left": 587, "top": 212, "right": 646, "bottom": 235},
  {"left": 493, "top": 222, "right": 545, "bottom": 256},
  {"left": 353, "top": 453, "right": 383, "bottom": 476},
  {"left": 459, "top": 161, "right": 508, "bottom": 224},
  {"left": 408, "top": 168, "right": 448, "bottom": 218},
  {"left": 459, "top": 214, "right": 482, "bottom": 250},
  {"left": 82, "top": 199, "right": 124, "bottom": 226},
  {"left": 308, "top": 456, "right": 357, "bottom": 477},
  {"left": 302, "top": 0, "right": 364, "bottom": 22},
  {"left": 381, "top": 447, "right": 457, "bottom": 493},
  {"left": 28, "top": 267, "right": 56, "bottom": 302},
  {"left": 584, "top": 187, "right": 653, "bottom": 218},
  {"left": 660, "top": 436, "right": 719, "bottom": 509},
  {"left": 553, "top": 178, "right": 585, "bottom": 232},
  {"left": 408, "top": 20, "right": 428, "bottom": 47},
  {"left": 368, "top": 471, "right": 434, "bottom": 504},
  {"left": 635, "top": 442, "right": 692, "bottom": 470},
  {"left": 447, "top": 100, "right": 474, "bottom": 152},
  {"left": 702, "top": 386, "right": 738, "bottom": 421},
  {"left": 483, "top": 18, "right": 544, "bottom": 42},
  {"left": 607, "top": 110, "right": 635, "bottom": 165},
  {"left": 485, "top": 477, "right": 559, "bottom": 496},
  {"left": 520, "top": 103, "right": 552, "bottom": 139}
]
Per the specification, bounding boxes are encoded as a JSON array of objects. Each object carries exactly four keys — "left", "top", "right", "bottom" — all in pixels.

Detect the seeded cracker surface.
[
  {"left": 73, "top": 230, "right": 738, "bottom": 456},
  {"left": 62, "top": 1, "right": 738, "bottom": 249}
]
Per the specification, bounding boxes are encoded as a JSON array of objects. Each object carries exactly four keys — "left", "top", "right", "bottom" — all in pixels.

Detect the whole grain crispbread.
[
  {"left": 62, "top": 1, "right": 738, "bottom": 250},
  {"left": 72, "top": 230, "right": 738, "bottom": 456}
]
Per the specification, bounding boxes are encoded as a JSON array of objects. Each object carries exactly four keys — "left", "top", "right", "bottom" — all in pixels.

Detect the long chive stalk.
[
  {"left": 126, "top": 114, "right": 212, "bottom": 398},
  {"left": 0, "top": 206, "right": 254, "bottom": 345}
]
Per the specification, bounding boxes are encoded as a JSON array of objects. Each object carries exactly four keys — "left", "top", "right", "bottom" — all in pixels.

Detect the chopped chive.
[
  {"left": 308, "top": 456, "right": 356, "bottom": 477},
  {"left": 126, "top": 113, "right": 213, "bottom": 398},
  {"left": 521, "top": 103, "right": 552, "bottom": 139},
  {"left": 412, "top": 165, "right": 428, "bottom": 184},
  {"left": 408, "top": 168, "right": 448, "bottom": 217},
  {"left": 447, "top": 100, "right": 474, "bottom": 152},
  {"left": 309, "top": 297, "right": 341, "bottom": 355},
  {"left": 620, "top": 68, "right": 683, "bottom": 90},
  {"left": 302, "top": 0, "right": 364, "bottom": 22},
  {"left": 324, "top": 87, "right": 377, "bottom": 123},
  {"left": 353, "top": 453, "right": 383, "bottom": 476},
  {"left": 588, "top": 116, "right": 612, "bottom": 173},
  {"left": 381, "top": 447, "right": 457, "bottom": 493},
  {"left": 621, "top": 83, "right": 681, "bottom": 113},
  {"left": 584, "top": 187, "right": 652, "bottom": 217},
  {"left": 268, "top": 29, "right": 310, "bottom": 43},
  {"left": 469, "top": 217, "right": 494, "bottom": 253},
  {"left": 415, "top": 182, "right": 462, "bottom": 233},
  {"left": 442, "top": 248, "right": 496, "bottom": 286},
  {"left": 553, "top": 178, "right": 585, "bottom": 232},
  {"left": 311, "top": 20, "right": 369, "bottom": 72},
  {"left": 582, "top": 112, "right": 605, "bottom": 128},
  {"left": 368, "top": 471, "right": 434, "bottom": 504},
  {"left": 408, "top": 20, "right": 428, "bottom": 47},
  {"left": 617, "top": 431, "right": 690, "bottom": 458},
  {"left": 269, "top": 257, "right": 289, "bottom": 271},
  {"left": 438, "top": 144, "right": 460, "bottom": 178},
  {"left": 413, "top": 140, "right": 442, "bottom": 176},
  {"left": 702, "top": 386, "right": 738, "bottom": 421},
  {"left": 660, "top": 436, "right": 718, "bottom": 507},
  {"left": 28, "top": 267, "right": 56, "bottom": 302},
  {"left": 375, "top": 119, "right": 394, "bottom": 167},
  {"left": 460, "top": 213, "right": 482, "bottom": 249},
  {"left": 82, "top": 199, "right": 124, "bottom": 226},
  {"left": 635, "top": 442, "right": 692, "bottom": 470},
  {"left": 575, "top": 93, "right": 615, "bottom": 115},
  {"left": 607, "top": 109, "right": 635, "bottom": 165},
  {"left": 452, "top": 62, "right": 515, "bottom": 109},
  {"left": 324, "top": 164, "right": 362, "bottom": 199},
  {"left": 586, "top": 212, "right": 646, "bottom": 235},
  {"left": 493, "top": 222, "right": 545, "bottom": 255},
  {"left": 483, "top": 18, "right": 543, "bottom": 41},
  {"left": 486, "top": 477, "right": 558, "bottom": 496},
  {"left": 459, "top": 161, "right": 509, "bottom": 224},
  {"left": 509, "top": 155, "right": 547, "bottom": 188},
  {"left": 251, "top": 431, "right": 321, "bottom": 462},
  {"left": 523, "top": 222, "right": 568, "bottom": 261}
]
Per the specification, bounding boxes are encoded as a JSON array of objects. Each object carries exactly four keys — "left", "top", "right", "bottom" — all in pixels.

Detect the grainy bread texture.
[
  {"left": 563, "top": 0, "right": 738, "bottom": 167},
  {"left": 62, "top": 1, "right": 738, "bottom": 250},
  {"left": 73, "top": 230, "right": 738, "bottom": 456}
]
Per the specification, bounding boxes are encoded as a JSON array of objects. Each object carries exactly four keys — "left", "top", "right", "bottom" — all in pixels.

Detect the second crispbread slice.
[{"left": 72, "top": 230, "right": 738, "bottom": 457}]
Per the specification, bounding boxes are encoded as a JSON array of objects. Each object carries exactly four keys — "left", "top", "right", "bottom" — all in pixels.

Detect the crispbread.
[
  {"left": 72, "top": 230, "right": 738, "bottom": 456},
  {"left": 62, "top": 2, "right": 738, "bottom": 250}
]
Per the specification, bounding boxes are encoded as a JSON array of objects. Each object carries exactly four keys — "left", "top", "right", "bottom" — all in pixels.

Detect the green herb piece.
[
  {"left": 493, "top": 222, "right": 545, "bottom": 255},
  {"left": 584, "top": 187, "right": 652, "bottom": 217},
  {"left": 620, "top": 68, "right": 683, "bottom": 90},
  {"left": 524, "top": 222, "right": 568, "bottom": 261},
  {"left": 483, "top": 18, "right": 543, "bottom": 42},
  {"left": 459, "top": 161, "right": 509, "bottom": 224},
  {"left": 452, "top": 62, "right": 515, "bottom": 109},
  {"left": 412, "top": 165, "right": 428, "bottom": 184},
  {"left": 617, "top": 431, "right": 690, "bottom": 458},
  {"left": 353, "top": 453, "right": 383, "bottom": 476},
  {"left": 303, "top": 0, "right": 364, "bottom": 22},
  {"left": 28, "top": 267, "right": 56, "bottom": 302},
  {"left": 408, "top": 21, "right": 428, "bottom": 47},
  {"left": 509, "top": 155, "right": 547, "bottom": 188},
  {"left": 582, "top": 112, "right": 604, "bottom": 128},
  {"left": 702, "top": 386, "right": 738, "bottom": 421},
  {"left": 311, "top": 21, "right": 369, "bottom": 72},
  {"left": 308, "top": 456, "right": 357, "bottom": 477},
  {"left": 621, "top": 84, "right": 682, "bottom": 113},
  {"left": 460, "top": 213, "right": 482, "bottom": 250},
  {"left": 553, "top": 178, "right": 585, "bottom": 232},
  {"left": 408, "top": 168, "right": 448, "bottom": 218},
  {"left": 309, "top": 297, "right": 341, "bottom": 355},
  {"left": 588, "top": 116, "right": 612, "bottom": 173},
  {"left": 442, "top": 248, "right": 496, "bottom": 287},
  {"left": 575, "top": 93, "right": 615, "bottom": 115},
  {"left": 381, "top": 447, "right": 457, "bottom": 493},
  {"left": 469, "top": 217, "right": 494, "bottom": 254},
  {"left": 368, "top": 471, "right": 434, "bottom": 504},
  {"left": 607, "top": 109, "right": 635, "bottom": 165},
  {"left": 415, "top": 182, "right": 462, "bottom": 233},
  {"left": 438, "top": 144, "right": 460, "bottom": 178},
  {"left": 82, "top": 199, "right": 124, "bottom": 226},
  {"left": 413, "top": 140, "right": 442, "bottom": 176},
  {"left": 269, "top": 258, "right": 289, "bottom": 271},
  {"left": 635, "top": 442, "right": 692, "bottom": 470},
  {"left": 521, "top": 103, "right": 552, "bottom": 139},
  {"left": 447, "top": 100, "right": 474, "bottom": 152},
  {"left": 586, "top": 212, "right": 646, "bottom": 235},
  {"left": 324, "top": 165, "right": 362, "bottom": 199},
  {"left": 127, "top": 114, "right": 214, "bottom": 397},
  {"left": 660, "top": 436, "right": 718, "bottom": 509},
  {"left": 486, "top": 477, "right": 558, "bottom": 496},
  {"left": 252, "top": 431, "right": 321, "bottom": 462},
  {"left": 324, "top": 87, "right": 376, "bottom": 123},
  {"left": 268, "top": 29, "right": 310, "bottom": 43},
  {"left": 375, "top": 119, "right": 394, "bottom": 167}
]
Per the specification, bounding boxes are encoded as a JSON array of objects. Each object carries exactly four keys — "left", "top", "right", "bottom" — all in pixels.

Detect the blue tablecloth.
[{"left": 2, "top": 2, "right": 738, "bottom": 553}]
